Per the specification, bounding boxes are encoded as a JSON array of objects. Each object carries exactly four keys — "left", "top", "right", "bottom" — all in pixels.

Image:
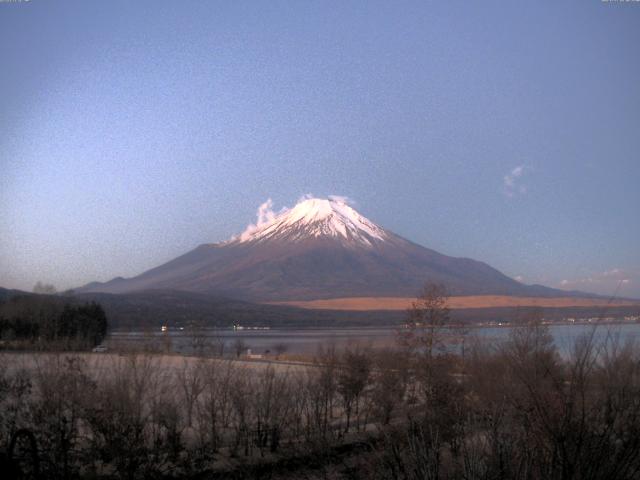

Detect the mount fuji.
[{"left": 79, "top": 197, "right": 578, "bottom": 301}]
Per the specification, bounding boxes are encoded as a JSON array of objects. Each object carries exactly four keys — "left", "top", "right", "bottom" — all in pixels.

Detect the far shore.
[
  {"left": 109, "top": 317, "right": 640, "bottom": 333},
  {"left": 269, "top": 295, "right": 640, "bottom": 311}
]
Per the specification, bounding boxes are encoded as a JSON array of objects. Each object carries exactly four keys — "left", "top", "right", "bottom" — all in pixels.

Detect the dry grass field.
[
  {"left": 271, "top": 295, "right": 640, "bottom": 311},
  {"left": 0, "top": 351, "right": 312, "bottom": 378}
]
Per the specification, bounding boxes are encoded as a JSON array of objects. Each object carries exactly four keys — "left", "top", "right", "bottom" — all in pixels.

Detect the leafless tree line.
[
  {"left": 0, "top": 345, "right": 403, "bottom": 479},
  {"left": 370, "top": 318, "right": 640, "bottom": 480},
  {"left": 1, "top": 319, "right": 640, "bottom": 479}
]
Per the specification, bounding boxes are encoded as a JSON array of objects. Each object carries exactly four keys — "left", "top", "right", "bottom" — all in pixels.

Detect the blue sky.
[{"left": 1, "top": 0, "right": 639, "bottom": 297}]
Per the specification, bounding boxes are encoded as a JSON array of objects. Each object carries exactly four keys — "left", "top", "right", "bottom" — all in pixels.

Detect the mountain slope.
[{"left": 78, "top": 197, "right": 584, "bottom": 301}]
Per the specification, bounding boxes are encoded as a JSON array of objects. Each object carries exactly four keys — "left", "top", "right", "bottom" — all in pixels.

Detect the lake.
[{"left": 108, "top": 322, "right": 640, "bottom": 357}]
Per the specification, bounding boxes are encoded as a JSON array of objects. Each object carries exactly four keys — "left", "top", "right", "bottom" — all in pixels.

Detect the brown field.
[{"left": 270, "top": 295, "right": 640, "bottom": 311}]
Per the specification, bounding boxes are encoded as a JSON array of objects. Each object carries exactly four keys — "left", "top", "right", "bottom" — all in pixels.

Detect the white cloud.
[
  {"left": 297, "top": 193, "right": 315, "bottom": 202},
  {"left": 236, "top": 198, "right": 288, "bottom": 241},
  {"left": 328, "top": 195, "right": 354, "bottom": 205},
  {"left": 557, "top": 268, "right": 637, "bottom": 296},
  {"left": 603, "top": 268, "right": 622, "bottom": 277},
  {"left": 503, "top": 165, "right": 529, "bottom": 197}
]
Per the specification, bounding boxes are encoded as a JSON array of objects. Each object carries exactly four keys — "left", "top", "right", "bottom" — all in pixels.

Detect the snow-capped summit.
[{"left": 231, "top": 197, "right": 388, "bottom": 247}]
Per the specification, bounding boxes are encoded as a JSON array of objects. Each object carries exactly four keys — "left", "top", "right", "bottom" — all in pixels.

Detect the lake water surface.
[{"left": 109, "top": 323, "right": 640, "bottom": 357}]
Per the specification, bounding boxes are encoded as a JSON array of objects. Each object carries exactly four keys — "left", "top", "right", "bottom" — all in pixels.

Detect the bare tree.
[
  {"left": 196, "top": 360, "right": 235, "bottom": 453},
  {"left": 229, "top": 373, "right": 252, "bottom": 456},
  {"left": 337, "top": 346, "right": 371, "bottom": 432},
  {"left": 0, "top": 364, "right": 32, "bottom": 453},
  {"left": 304, "top": 345, "right": 339, "bottom": 443},
  {"left": 371, "top": 350, "right": 409, "bottom": 425},
  {"left": 398, "top": 282, "right": 450, "bottom": 360},
  {"left": 31, "top": 355, "right": 95, "bottom": 479},
  {"left": 84, "top": 354, "right": 160, "bottom": 478},
  {"left": 252, "top": 366, "right": 294, "bottom": 455},
  {"left": 177, "top": 359, "right": 204, "bottom": 427}
]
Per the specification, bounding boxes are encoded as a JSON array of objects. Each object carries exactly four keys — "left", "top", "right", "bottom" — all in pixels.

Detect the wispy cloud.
[
  {"left": 558, "top": 268, "right": 637, "bottom": 296},
  {"left": 298, "top": 193, "right": 315, "bottom": 202},
  {"left": 236, "top": 198, "right": 288, "bottom": 241},
  {"left": 503, "top": 165, "right": 529, "bottom": 197},
  {"left": 328, "top": 195, "right": 354, "bottom": 205}
]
